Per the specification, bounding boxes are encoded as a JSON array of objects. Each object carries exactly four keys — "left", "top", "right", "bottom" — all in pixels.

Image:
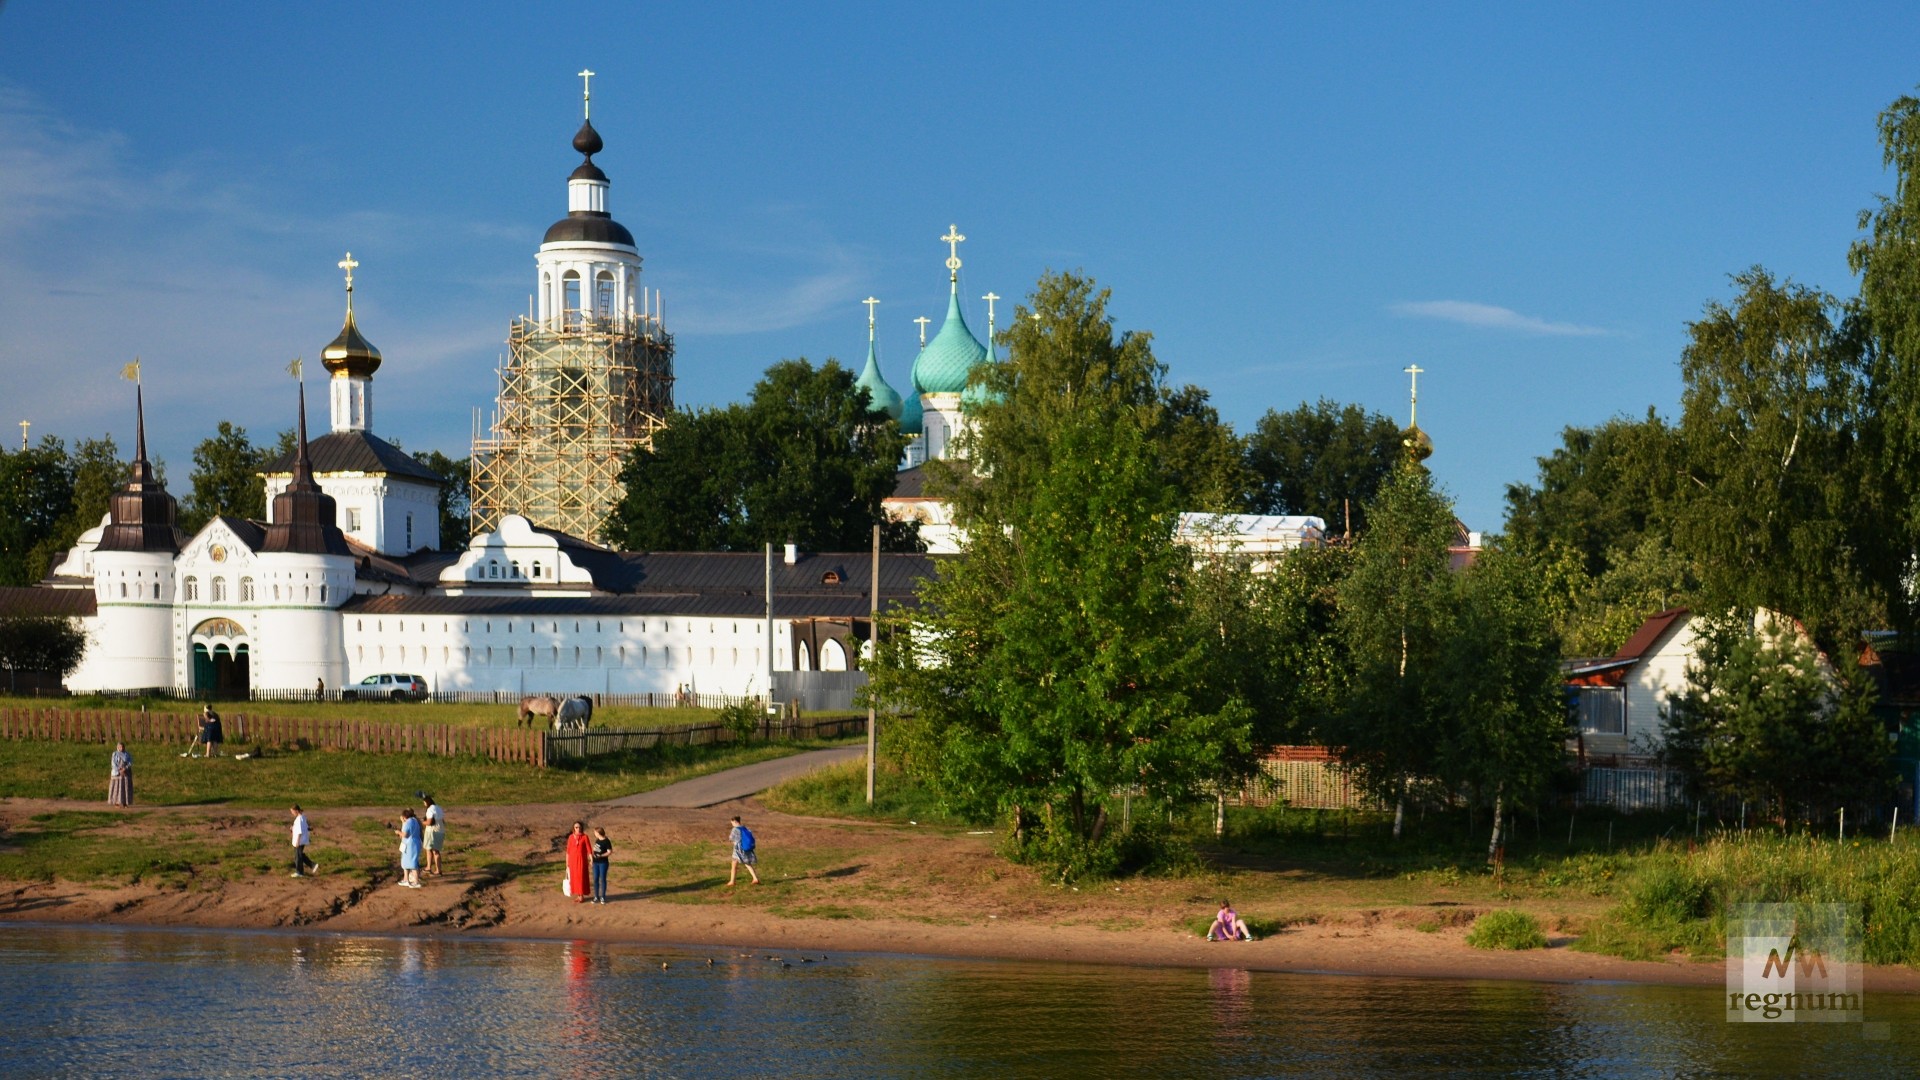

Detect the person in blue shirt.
[{"left": 393, "top": 808, "right": 423, "bottom": 889}]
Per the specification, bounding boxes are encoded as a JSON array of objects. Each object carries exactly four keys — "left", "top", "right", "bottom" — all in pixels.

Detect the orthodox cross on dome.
[
  {"left": 17, "top": 420, "right": 27, "bottom": 451},
  {"left": 941, "top": 224, "right": 965, "bottom": 281},
  {"left": 983, "top": 292, "right": 1000, "bottom": 359},
  {"left": 1403, "top": 363, "right": 1424, "bottom": 428},
  {"left": 579, "top": 69, "right": 595, "bottom": 119},
  {"left": 338, "top": 252, "right": 359, "bottom": 311},
  {"left": 914, "top": 315, "right": 931, "bottom": 348},
  {"left": 864, "top": 296, "right": 880, "bottom": 338}
]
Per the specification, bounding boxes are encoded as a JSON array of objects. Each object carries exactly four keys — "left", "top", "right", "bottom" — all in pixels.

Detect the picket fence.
[
  {"left": 0, "top": 706, "right": 548, "bottom": 766},
  {"left": 545, "top": 714, "right": 867, "bottom": 761}
]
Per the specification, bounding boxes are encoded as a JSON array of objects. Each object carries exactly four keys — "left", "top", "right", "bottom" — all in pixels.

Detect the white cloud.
[{"left": 1389, "top": 300, "right": 1605, "bottom": 337}]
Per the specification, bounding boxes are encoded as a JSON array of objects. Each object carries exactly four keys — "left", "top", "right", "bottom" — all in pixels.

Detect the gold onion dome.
[
  {"left": 1404, "top": 425, "right": 1433, "bottom": 463},
  {"left": 322, "top": 307, "right": 382, "bottom": 378}
]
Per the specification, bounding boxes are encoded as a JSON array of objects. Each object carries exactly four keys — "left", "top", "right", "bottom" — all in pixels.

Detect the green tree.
[
  {"left": 1674, "top": 269, "right": 1880, "bottom": 652},
  {"left": 183, "top": 421, "right": 267, "bottom": 532},
  {"left": 1664, "top": 615, "right": 1892, "bottom": 816},
  {"left": 874, "top": 411, "right": 1249, "bottom": 876},
  {"left": 1153, "top": 384, "right": 1253, "bottom": 512},
  {"left": 411, "top": 450, "right": 472, "bottom": 549},
  {"left": 0, "top": 439, "right": 76, "bottom": 586},
  {"left": 1502, "top": 410, "right": 1687, "bottom": 578},
  {"left": 1244, "top": 399, "right": 1404, "bottom": 537},
  {"left": 1850, "top": 89, "right": 1920, "bottom": 632},
  {"left": 1325, "top": 461, "right": 1460, "bottom": 837},
  {"left": 1435, "top": 545, "right": 1573, "bottom": 858},
  {"left": 0, "top": 615, "right": 88, "bottom": 692},
  {"left": 605, "top": 359, "right": 910, "bottom": 552}
]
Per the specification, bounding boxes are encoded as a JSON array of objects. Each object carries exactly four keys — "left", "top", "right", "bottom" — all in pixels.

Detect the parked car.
[{"left": 349, "top": 673, "right": 428, "bottom": 701}]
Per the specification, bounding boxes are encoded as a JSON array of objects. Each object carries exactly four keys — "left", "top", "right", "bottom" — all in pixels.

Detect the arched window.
[
  {"left": 821, "top": 638, "right": 848, "bottom": 671},
  {"left": 210, "top": 578, "right": 226, "bottom": 603},
  {"left": 562, "top": 271, "right": 582, "bottom": 325},
  {"left": 152, "top": 583, "right": 161, "bottom": 600},
  {"left": 595, "top": 270, "right": 615, "bottom": 318},
  {"left": 319, "top": 584, "right": 327, "bottom": 603},
  {"left": 798, "top": 640, "right": 812, "bottom": 672},
  {"left": 239, "top": 577, "right": 254, "bottom": 602},
  {"left": 118, "top": 582, "right": 127, "bottom": 599},
  {"left": 183, "top": 577, "right": 198, "bottom": 602}
]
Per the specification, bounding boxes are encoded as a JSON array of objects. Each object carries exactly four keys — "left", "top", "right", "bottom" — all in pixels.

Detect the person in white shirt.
[
  {"left": 420, "top": 794, "right": 444, "bottom": 877},
  {"left": 290, "top": 805, "right": 317, "bottom": 878}
]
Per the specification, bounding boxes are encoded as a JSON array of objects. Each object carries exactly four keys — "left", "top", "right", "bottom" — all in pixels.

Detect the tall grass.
[{"left": 1577, "top": 833, "right": 1920, "bottom": 966}]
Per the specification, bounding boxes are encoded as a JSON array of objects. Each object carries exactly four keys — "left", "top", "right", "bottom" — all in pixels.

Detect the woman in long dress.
[
  {"left": 107, "top": 743, "right": 133, "bottom": 806},
  {"left": 564, "top": 821, "right": 592, "bottom": 904},
  {"left": 393, "top": 809, "right": 423, "bottom": 888}
]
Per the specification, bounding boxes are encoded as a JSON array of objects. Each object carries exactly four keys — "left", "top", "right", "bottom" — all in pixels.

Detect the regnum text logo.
[{"left": 1726, "top": 902, "right": 1861, "bottom": 1023}]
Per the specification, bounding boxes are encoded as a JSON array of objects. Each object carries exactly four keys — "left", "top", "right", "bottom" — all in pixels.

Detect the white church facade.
[{"left": 13, "top": 104, "right": 928, "bottom": 701}]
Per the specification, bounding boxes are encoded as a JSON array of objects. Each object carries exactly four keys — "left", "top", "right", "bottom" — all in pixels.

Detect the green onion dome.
[
  {"left": 909, "top": 287, "right": 986, "bottom": 395},
  {"left": 854, "top": 339, "right": 903, "bottom": 421},
  {"left": 899, "top": 388, "right": 924, "bottom": 436}
]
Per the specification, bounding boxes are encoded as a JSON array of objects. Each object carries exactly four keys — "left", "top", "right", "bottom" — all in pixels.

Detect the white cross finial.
[
  {"left": 914, "top": 315, "right": 931, "bottom": 348},
  {"left": 18, "top": 420, "right": 28, "bottom": 451},
  {"left": 338, "top": 252, "right": 359, "bottom": 313},
  {"left": 579, "top": 69, "right": 595, "bottom": 119},
  {"left": 941, "top": 224, "right": 965, "bottom": 278},
  {"left": 982, "top": 292, "right": 1000, "bottom": 323},
  {"left": 1404, "top": 363, "right": 1425, "bottom": 428},
  {"left": 863, "top": 296, "right": 880, "bottom": 340}
]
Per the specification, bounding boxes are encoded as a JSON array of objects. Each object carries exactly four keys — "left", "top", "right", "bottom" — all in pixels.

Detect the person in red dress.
[{"left": 564, "top": 821, "right": 592, "bottom": 904}]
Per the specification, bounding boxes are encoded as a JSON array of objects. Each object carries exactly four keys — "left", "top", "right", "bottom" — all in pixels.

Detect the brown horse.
[{"left": 518, "top": 695, "right": 559, "bottom": 728}]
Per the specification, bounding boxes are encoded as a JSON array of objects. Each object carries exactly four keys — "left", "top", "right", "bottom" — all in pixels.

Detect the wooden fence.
[
  {"left": 544, "top": 714, "right": 867, "bottom": 762},
  {"left": 0, "top": 706, "right": 546, "bottom": 767}
]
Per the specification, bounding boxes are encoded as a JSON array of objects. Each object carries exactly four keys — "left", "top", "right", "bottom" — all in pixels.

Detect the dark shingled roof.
[
  {"left": 889, "top": 465, "right": 928, "bottom": 499},
  {"left": 215, "top": 516, "right": 268, "bottom": 553},
  {"left": 0, "top": 587, "right": 97, "bottom": 618},
  {"left": 260, "top": 431, "right": 443, "bottom": 485}
]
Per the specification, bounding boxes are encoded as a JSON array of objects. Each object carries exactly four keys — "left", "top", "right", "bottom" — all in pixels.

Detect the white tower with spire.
[
  {"left": 533, "top": 70, "right": 642, "bottom": 330},
  {"left": 326, "top": 252, "right": 379, "bottom": 433}
]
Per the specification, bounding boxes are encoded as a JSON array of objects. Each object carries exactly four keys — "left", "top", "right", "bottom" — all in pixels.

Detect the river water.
[{"left": 2, "top": 924, "right": 1916, "bottom": 1077}]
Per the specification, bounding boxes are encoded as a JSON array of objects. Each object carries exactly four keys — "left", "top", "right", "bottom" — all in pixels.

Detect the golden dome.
[{"left": 321, "top": 308, "right": 382, "bottom": 379}]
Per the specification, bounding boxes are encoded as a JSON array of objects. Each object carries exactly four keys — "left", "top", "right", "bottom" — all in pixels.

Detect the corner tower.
[
  {"left": 470, "top": 71, "right": 675, "bottom": 539},
  {"left": 84, "top": 371, "right": 188, "bottom": 691}
]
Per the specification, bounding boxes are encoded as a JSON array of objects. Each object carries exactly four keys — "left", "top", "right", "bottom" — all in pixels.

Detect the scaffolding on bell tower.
[{"left": 469, "top": 311, "right": 674, "bottom": 540}]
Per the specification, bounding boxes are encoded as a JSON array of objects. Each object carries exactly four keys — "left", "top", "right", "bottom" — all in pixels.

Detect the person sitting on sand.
[{"left": 1207, "top": 900, "right": 1253, "bottom": 942}]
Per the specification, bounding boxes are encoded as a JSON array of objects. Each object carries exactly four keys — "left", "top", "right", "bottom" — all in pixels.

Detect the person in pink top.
[{"left": 1207, "top": 900, "right": 1253, "bottom": 941}]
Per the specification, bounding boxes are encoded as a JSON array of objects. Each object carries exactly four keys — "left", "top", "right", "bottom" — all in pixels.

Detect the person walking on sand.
[
  {"left": 564, "top": 821, "right": 592, "bottom": 904},
  {"left": 727, "top": 815, "right": 759, "bottom": 887},
  {"left": 589, "top": 826, "right": 612, "bottom": 905},
  {"left": 290, "top": 805, "right": 317, "bottom": 878},
  {"left": 420, "top": 793, "right": 444, "bottom": 877},
  {"left": 393, "top": 808, "right": 423, "bottom": 888},
  {"left": 107, "top": 742, "right": 133, "bottom": 806}
]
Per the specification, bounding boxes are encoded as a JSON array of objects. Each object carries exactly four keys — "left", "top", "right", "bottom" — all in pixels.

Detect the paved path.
[{"left": 602, "top": 745, "right": 866, "bottom": 809}]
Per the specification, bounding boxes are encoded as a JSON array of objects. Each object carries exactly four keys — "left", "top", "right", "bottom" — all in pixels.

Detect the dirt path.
[
  {"left": 602, "top": 746, "right": 863, "bottom": 808},
  {"left": 6, "top": 794, "right": 1920, "bottom": 994}
]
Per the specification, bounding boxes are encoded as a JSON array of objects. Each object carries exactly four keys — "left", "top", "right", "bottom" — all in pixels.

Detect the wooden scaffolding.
[{"left": 470, "top": 314, "right": 674, "bottom": 539}]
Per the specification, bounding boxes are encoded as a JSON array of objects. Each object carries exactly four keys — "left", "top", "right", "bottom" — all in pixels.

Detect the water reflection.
[{"left": 1, "top": 924, "right": 1917, "bottom": 1078}]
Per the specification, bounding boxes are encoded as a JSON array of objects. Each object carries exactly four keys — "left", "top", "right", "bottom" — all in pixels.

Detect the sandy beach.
[{"left": 6, "top": 794, "right": 1919, "bottom": 994}]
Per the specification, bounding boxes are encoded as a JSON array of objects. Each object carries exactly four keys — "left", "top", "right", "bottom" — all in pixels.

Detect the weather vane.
[
  {"left": 1404, "top": 363, "right": 1424, "bottom": 429},
  {"left": 288, "top": 356, "right": 304, "bottom": 381},
  {"left": 941, "top": 224, "right": 965, "bottom": 280},
  {"left": 914, "top": 315, "right": 930, "bottom": 348},
  {"left": 121, "top": 358, "right": 142, "bottom": 384},
  {"left": 579, "top": 69, "right": 595, "bottom": 119}
]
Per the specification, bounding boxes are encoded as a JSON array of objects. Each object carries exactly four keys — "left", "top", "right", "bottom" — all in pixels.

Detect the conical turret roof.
[
  {"left": 263, "top": 380, "right": 351, "bottom": 557},
  {"left": 97, "top": 384, "right": 186, "bottom": 554}
]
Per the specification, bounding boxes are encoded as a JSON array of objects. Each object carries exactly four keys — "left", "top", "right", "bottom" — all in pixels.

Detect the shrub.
[{"left": 1466, "top": 909, "right": 1548, "bottom": 950}]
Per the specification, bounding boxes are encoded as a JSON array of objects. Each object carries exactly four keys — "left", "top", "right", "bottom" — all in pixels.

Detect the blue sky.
[{"left": 2, "top": 3, "right": 1916, "bottom": 530}]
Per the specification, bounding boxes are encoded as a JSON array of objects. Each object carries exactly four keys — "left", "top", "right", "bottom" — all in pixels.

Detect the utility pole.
[{"left": 867, "top": 522, "right": 879, "bottom": 805}]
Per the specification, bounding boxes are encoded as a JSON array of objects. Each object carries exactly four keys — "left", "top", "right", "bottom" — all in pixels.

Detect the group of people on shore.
[
  {"left": 101, "top": 704, "right": 226, "bottom": 807},
  {"left": 558, "top": 814, "right": 760, "bottom": 907},
  {"left": 388, "top": 794, "right": 444, "bottom": 888}
]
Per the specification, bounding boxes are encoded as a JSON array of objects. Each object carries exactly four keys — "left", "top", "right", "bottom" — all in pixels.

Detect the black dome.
[
  {"left": 544, "top": 212, "right": 636, "bottom": 247},
  {"left": 572, "top": 119, "right": 604, "bottom": 157},
  {"left": 569, "top": 160, "right": 608, "bottom": 183}
]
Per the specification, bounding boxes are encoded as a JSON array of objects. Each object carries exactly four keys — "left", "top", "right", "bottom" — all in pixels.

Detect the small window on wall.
[
  {"left": 406, "top": 514, "right": 414, "bottom": 550},
  {"left": 563, "top": 271, "right": 583, "bottom": 324},
  {"left": 240, "top": 577, "right": 254, "bottom": 602},
  {"left": 152, "top": 583, "right": 161, "bottom": 599},
  {"left": 319, "top": 585, "right": 327, "bottom": 603},
  {"left": 595, "top": 270, "right": 615, "bottom": 317},
  {"left": 211, "top": 578, "right": 226, "bottom": 603},
  {"left": 119, "top": 582, "right": 127, "bottom": 598},
  {"left": 184, "top": 577, "right": 198, "bottom": 601},
  {"left": 346, "top": 508, "right": 362, "bottom": 532}
]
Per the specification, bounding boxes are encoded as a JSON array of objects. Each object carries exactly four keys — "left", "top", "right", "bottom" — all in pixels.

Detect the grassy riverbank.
[
  {"left": 0, "top": 735, "right": 859, "bottom": 809},
  {"left": 0, "top": 694, "right": 728, "bottom": 731}
]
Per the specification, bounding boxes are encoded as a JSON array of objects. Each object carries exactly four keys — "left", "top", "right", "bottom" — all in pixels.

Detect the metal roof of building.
[{"left": 260, "top": 431, "right": 443, "bottom": 484}]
